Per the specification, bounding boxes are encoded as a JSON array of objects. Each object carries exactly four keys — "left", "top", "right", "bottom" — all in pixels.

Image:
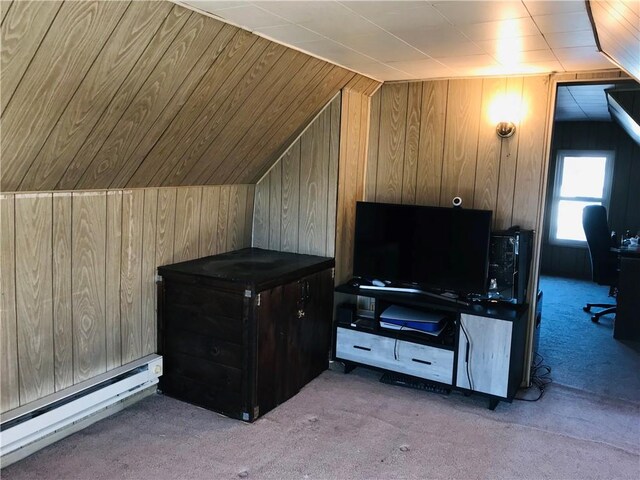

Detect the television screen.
[{"left": 353, "top": 202, "right": 492, "bottom": 295}]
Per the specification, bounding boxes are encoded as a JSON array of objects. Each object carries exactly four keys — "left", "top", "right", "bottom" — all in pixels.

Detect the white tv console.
[{"left": 333, "top": 284, "right": 529, "bottom": 409}]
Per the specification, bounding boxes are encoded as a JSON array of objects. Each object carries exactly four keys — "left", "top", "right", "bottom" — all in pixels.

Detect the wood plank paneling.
[
  {"left": 1, "top": 0, "right": 14, "bottom": 24},
  {"left": 227, "top": 185, "right": 248, "bottom": 251},
  {"left": 415, "top": 80, "right": 448, "bottom": 207},
  {"left": 174, "top": 187, "right": 202, "bottom": 263},
  {"left": 1, "top": 1, "right": 129, "bottom": 191},
  {"left": 365, "top": 91, "right": 381, "bottom": 202},
  {"left": 252, "top": 95, "right": 341, "bottom": 258},
  {"left": 1, "top": 1, "right": 373, "bottom": 193},
  {"left": 268, "top": 162, "right": 283, "bottom": 250},
  {"left": 153, "top": 34, "right": 270, "bottom": 186},
  {"left": 120, "top": 190, "right": 144, "bottom": 365},
  {"left": 199, "top": 186, "right": 221, "bottom": 257},
  {"left": 177, "top": 44, "right": 298, "bottom": 186},
  {"left": 52, "top": 193, "right": 73, "bottom": 391},
  {"left": 253, "top": 177, "right": 270, "bottom": 249},
  {"left": 217, "top": 186, "right": 231, "bottom": 254},
  {"left": 299, "top": 108, "right": 330, "bottom": 255},
  {"left": 243, "top": 185, "right": 255, "bottom": 247},
  {"left": 512, "top": 76, "right": 550, "bottom": 229},
  {"left": 128, "top": 29, "right": 259, "bottom": 188},
  {"left": 401, "top": 82, "right": 423, "bottom": 204},
  {"left": 281, "top": 143, "right": 301, "bottom": 253},
  {"left": 375, "top": 83, "right": 408, "bottom": 204},
  {"left": 105, "top": 191, "right": 123, "bottom": 370},
  {"left": 72, "top": 192, "right": 106, "bottom": 383},
  {"left": 356, "top": 89, "right": 371, "bottom": 202},
  {"left": 367, "top": 77, "right": 550, "bottom": 231},
  {"left": 19, "top": 1, "right": 174, "bottom": 191},
  {"left": 155, "top": 188, "right": 177, "bottom": 268},
  {"left": 473, "top": 78, "right": 506, "bottom": 212},
  {"left": 76, "top": 14, "right": 225, "bottom": 190},
  {"left": 57, "top": 5, "right": 192, "bottom": 190},
  {"left": 235, "top": 66, "right": 355, "bottom": 184},
  {"left": 229, "top": 60, "right": 329, "bottom": 184},
  {"left": 494, "top": 77, "right": 524, "bottom": 230},
  {"left": 440, "top": 79, "right": 483, "bottom": 207},
  {"left": 335, "top": 89, "right": 371, "bottom": 283},
  {"left": 15, "top": 194, "right": 54, "bottom": 404},
  {"left": 0, "top": 0, "right": 62, "bottom": 113},
  {"left": 326, "top": 99, "right": 341, "bottom": 257},
  {"left": 141, "top": 189, "right": 158, "bottom": 356},
  {"left": 1, "top": 185, "right": 254, "bottom": 413},
  {"left": 192, "top": 50, "right": 310, "bottom": 185},
  {"left": 110, "top": 24, "right": 240, "bottom": 189},
  {"left": 0, "top": 194, "right": 19, "bottom": 411}
]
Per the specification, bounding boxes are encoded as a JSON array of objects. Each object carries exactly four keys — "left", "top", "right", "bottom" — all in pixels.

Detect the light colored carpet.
[
  {"left": 538, "top": 275, "right": 640, "bottom": 402},
  {"left": 4, "top": 275, "right": 639, "bottom": 479},
  {"left": 3, "top": 368, "right": 638, "bottom": 480}
]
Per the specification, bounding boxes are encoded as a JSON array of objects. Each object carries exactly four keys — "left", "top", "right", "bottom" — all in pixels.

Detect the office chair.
[{"left": 582, "top": 205, "right": 618, "bottom": 323}]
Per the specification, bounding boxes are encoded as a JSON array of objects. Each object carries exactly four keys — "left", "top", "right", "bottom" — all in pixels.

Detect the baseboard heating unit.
[{"left": 0, "top": 354, "right": 162, "bottom": 468}]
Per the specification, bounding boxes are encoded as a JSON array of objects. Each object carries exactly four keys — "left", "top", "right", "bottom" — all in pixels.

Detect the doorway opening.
[{"left": 537, "top": 79, "right": 640, "bottom": 402}]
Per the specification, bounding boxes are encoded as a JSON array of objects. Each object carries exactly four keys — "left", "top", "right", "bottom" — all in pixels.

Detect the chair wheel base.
[
  {"left": 591, "top": 315, "right": 599, "bottom": 323},
  {"left": 583, "top": 306, "right": 591, "bottom": 312}
]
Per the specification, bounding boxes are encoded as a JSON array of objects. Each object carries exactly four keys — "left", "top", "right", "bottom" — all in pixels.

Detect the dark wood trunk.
[{"left": 158, "top": 248, "right": 334, "bottom": 422}]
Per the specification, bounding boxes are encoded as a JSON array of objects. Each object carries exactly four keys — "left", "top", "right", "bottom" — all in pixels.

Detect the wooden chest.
[{"left": 157, "top": 248, "right": 334, "bottom": 422}]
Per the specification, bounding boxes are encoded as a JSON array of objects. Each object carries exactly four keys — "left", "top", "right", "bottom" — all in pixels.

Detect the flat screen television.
[{"left": 353, "top": 202, "right": 492, "bottom": 296}]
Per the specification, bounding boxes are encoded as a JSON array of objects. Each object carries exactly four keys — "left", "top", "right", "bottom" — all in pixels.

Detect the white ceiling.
[
  {"left": 555, "top": 83, "right": 640, "bottom": 123},
  {"left": 554, "top": 84, "right": 615, "bottom": 122},
  {"left": 180, "top": 0, "right": 615, "bottom": 81}
]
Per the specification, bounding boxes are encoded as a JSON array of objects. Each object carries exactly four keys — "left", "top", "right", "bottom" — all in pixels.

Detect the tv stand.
[
  {"left": 358, "top": 285, "right": 470, "bottom": 306},
  {"left": 333, "top": 283, "right": 528, "bottom": 409},
  {"left": 359, "top": 285, "right": 423, "bottom": 294}
]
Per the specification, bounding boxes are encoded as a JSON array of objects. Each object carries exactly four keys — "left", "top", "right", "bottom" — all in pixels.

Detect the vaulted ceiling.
[{"left": 0, "top": 0, "right": 379, "bottom": 192}]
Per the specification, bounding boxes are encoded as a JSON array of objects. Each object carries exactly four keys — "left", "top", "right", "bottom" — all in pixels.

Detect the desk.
[{"left": 613, "top": 246, "right": 640, "bottom": 340}]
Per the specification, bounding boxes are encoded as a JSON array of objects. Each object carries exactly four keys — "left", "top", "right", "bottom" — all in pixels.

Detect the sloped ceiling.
[
  {"left": 0, "top": 0, "right": 379, "bottom": 192},
  {"left": 589, "top": 0, "right": 639, "bottom": 82},
  {"left": 608, "top": 88, "right": 640, "bottom": 145}
]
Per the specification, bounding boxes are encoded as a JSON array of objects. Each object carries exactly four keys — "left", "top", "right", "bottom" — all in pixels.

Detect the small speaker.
[{"left": 336, "top": 304, "right": 357, "bottom": 325}]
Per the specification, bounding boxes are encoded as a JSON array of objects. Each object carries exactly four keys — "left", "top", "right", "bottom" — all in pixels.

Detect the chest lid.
[{"left": 158, "top": 248, "right": 334, "bottom": 292}]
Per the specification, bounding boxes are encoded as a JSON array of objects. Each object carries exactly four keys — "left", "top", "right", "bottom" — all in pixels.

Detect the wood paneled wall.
[
  {"left": 253, "top": 96, "right": 340, "bottom": 258},
  {"left": 366, "top": 77, "right": 551, "bottom": 231},
  {"left": 0, "top": 0, "right": 376, "bottom": 192},
  {"left": 335, "top": 88, "right": 375, "bottom": 284},
  {"left": 541, "top": 120, "right": 640, "bottom": 279},
  {"left": 0, "top": 185, "right": 254, "bottom": 413}
]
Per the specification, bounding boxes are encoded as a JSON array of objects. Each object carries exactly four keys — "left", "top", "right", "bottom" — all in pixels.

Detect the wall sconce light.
[
  {"left": 489, "top": 92, "right": 525, "bottom": 139},
  {"left": 496, "top": 121, "right": 516, "bottom": 138}
]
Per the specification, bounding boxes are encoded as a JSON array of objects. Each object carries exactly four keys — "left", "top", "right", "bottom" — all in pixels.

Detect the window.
[{"left": 550, "top": 150, "right": 614, "bottom": 245}]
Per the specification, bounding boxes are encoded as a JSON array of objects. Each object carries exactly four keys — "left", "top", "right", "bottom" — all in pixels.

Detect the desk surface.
[{"left": 612, "top": 246, "right": 640, "bottom": 258}]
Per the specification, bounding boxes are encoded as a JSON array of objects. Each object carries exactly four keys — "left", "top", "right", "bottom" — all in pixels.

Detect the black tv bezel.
[{"left": 352, "top": 201, "right": 492, "bottom": 297}]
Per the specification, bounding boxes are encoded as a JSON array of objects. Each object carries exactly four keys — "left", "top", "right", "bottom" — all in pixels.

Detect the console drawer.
[{"left": 336, "top": 327, "right": 453, "bottom": 384}]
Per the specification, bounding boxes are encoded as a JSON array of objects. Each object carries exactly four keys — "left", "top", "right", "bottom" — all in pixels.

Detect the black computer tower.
[{"left": 486, "top": 229, "right": 533, "bottom": 304}]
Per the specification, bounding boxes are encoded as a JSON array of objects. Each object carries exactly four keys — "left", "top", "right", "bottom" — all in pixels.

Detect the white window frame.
[{"left": 549, "top": 149, "right": 615, "bottom": 247}]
